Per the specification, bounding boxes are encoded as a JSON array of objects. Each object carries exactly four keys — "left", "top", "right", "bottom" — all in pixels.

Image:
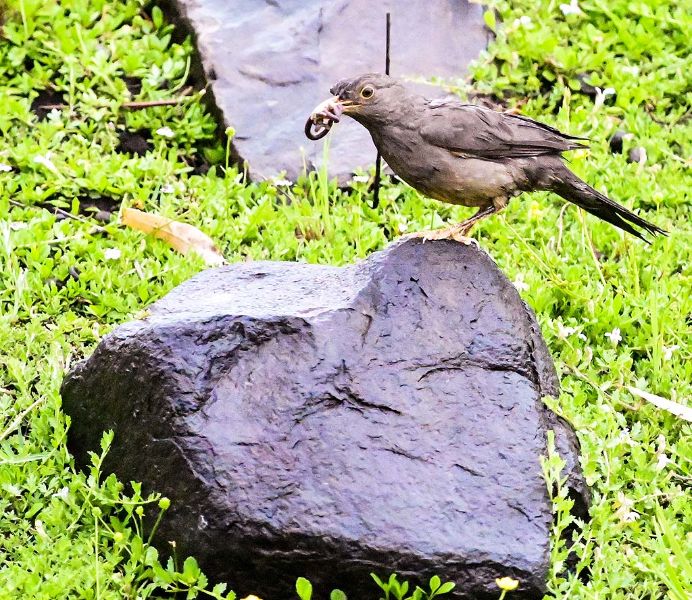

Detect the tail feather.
[{"left": 551, "top": 167, "right": 667, "bottom": 243}]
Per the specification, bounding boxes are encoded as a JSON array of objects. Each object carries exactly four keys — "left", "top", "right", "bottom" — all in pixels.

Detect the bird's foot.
[{"left": 406, "top": 226, "right": 479, "bottom": 247}]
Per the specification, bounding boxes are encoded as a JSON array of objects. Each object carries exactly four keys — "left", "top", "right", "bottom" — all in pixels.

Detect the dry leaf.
[
  {"left": 627, "top": 386, "right": 691, "bottom": 422},
  {"left": 121, "top": 207, "right": 225, "bottom": 267}
]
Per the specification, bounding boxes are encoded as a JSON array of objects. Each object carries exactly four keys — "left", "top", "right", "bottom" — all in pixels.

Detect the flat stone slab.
[
  {"left": 160, "top": 0, "right": 488, "bottom": 180},
  {"left": 62, "top": 239, "right": 588, "bottom": 599}
]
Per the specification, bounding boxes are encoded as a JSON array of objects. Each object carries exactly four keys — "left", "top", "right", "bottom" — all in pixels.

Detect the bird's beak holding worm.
[{"left": 305, "top": 97, "right": 355, "bottom": 140}]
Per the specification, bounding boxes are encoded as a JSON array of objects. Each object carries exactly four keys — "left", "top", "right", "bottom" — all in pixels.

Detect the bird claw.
[
  {"left": 451, "top": 234, "right": 480, "bottom": 247},
  {"left": 404, "top": 229, "right": 479, "bottom": 247}
]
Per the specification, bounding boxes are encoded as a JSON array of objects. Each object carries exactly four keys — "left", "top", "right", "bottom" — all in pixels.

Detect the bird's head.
[{"left": 309, "top": 73, "right": 408, "bottom": 129}]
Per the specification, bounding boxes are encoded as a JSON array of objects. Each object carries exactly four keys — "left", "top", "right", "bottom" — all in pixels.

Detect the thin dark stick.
[
  {"left": 9, "top": 199, "right": 107, "bottom": 233},
  {"left": 385, "top": 12, "right": 391, "bottom": 75},
  {"left": 121, "top": 89, "right": 195, "bottom": 109},
  {"left": 372, "top": 12, "right": 391, "bottom": 209},
  {"left": 36, "top": 87, "right": 195, "bottom": 112}
]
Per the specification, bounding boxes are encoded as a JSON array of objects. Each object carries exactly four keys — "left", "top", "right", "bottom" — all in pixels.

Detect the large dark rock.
[
  {"left": 159, "top": 0, "right": 489, "bottom": 181},
  {"left": 62, "top": 239, "right": 588, "bottom": 599}
]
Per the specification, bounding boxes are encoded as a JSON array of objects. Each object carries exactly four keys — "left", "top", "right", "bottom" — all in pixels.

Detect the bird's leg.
[
  {"left": 447, "top": 205, "right": 498, "bottom": 239},
  {"left": 408, "top": 204, "right": 498, "bottom": 245}
]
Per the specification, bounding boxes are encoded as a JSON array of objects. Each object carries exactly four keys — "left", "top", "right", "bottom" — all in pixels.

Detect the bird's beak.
[{"left": 309, "top": 96, "right": 356, "bottom": 123}]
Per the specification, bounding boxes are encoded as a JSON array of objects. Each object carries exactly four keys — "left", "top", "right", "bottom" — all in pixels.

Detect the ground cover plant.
[{"left": 0, "top": 0, "right": 689, "bottom": 598}]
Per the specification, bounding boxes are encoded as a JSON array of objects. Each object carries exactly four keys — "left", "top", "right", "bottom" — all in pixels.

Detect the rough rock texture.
[
  {"left": 158, "top": 0, "right": 489, "bottom": 181},
  {"left": 62, "top": 239, "right": 588, "bottom": 599}
]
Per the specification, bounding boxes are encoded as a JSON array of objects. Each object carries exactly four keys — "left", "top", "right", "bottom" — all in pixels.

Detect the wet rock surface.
[
  {"left": 63, "top": 238, "right": 588, "bottom": 599},
  {"left": 158, "top": 0, "right": 489, "bottom": 181}
]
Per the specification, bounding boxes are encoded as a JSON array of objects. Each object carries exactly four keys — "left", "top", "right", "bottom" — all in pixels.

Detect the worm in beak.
[{"left": 304, "top": 97, "right": 355, "bottom": 140}]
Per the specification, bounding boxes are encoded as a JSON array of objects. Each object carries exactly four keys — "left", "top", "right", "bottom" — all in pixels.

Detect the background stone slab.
[
  {"left": 62, "top": 239, "right": 588, "bottom": 599},
  {"left": 159, "top": 0, "right": 489, "bottom": 180}
]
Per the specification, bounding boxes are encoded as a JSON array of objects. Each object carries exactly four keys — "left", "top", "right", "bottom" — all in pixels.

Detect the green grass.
[{"left": 0, "top": 0, "right": 690, "bottom": 598}]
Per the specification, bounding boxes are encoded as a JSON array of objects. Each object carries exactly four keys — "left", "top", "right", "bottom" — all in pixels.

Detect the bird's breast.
[{"left": 371, "top": 128, "right": 514, "bottom": 207}]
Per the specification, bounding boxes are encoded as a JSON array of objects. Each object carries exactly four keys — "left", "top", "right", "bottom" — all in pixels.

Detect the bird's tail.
[{"left": 550, "top": 166, "right": 666, "bottom": 243}]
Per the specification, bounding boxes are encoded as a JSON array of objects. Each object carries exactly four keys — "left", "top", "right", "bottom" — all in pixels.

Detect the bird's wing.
[{"left": 419, "top": 102, "right": 587, "bottom": 160}]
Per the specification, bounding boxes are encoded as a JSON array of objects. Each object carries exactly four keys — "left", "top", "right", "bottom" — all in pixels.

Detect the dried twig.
[
  {"left": 556, "top": 202, "right": 570, "bottom": 252},
  {"left": 0, "top": 396, "right": 47, "bottom": 443},
  {"left": 36, "top": 87, "right": 197, "bottom": 112},
  {"left": 578, "top": 208, "right": 607, "bottom": 287},
  {"left": 9, "top": 199, "right": 108, "bottom": 233}
]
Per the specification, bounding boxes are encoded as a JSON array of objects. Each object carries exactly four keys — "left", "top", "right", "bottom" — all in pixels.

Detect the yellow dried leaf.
[{"left": 121, "top": 207, "right": 225, "bottom": 267}]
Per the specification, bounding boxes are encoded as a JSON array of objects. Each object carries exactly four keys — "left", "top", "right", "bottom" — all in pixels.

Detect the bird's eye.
[{"left": 360, "top": 85, "right": 374, "bottom": 99}]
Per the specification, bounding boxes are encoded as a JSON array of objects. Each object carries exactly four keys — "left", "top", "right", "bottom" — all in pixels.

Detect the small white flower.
[
  {"left": 161, "top": 184, "right": 175, "bottom": 194},
  {"left": 615, "top": 492, "right": 639, "bottom": 523},
  {"left": 0, "top": 163, "right": 12, "bottom": 172},
  {"left": 4, "top": 484, "right": 21, "bottom": 496},
  {"left": 397, "top": 222, "right": 408, "bottom": 233},
  {"left": 622, "top": 65, "right": 640, "bottom": 77},
  {"left": 53, "top": 486, "right": 69, "bottom": 500},
  {"left": 604, "top": 327, "right": 622, "bottom": 346},
  {"left": 512, "top": 275, "right": 529, "bottom": 292},
  {"left": 557, "top": 321, "right": 578, "bottom": 340},
  {"left": 616, "top": 428, "right": 635, "bottom": 447},
  {"left": 656, "top": 434, "right": 666, "bottom": 452},
  {"left": 352, "top": 174, "right": 371, "bottom": 183},
  {"left": 104, "top": 248, "right": 122, "bottom": 260},
  {"left": 662, "top": 345, "right": 679, "bottom": 361},
  {"left": 155, "top": 126, "right": 175, "bottom": 138},
  {"left": 594, "top": 86, "right": 616, "bottom": 110},
  {"left": 273, "top": 177, "right": 291, "bottom": 187},
  {"left": 10, "top": 222, "right": 28, "bottom": 231},
  {"left": 34, "top": 152, "right": 59, "bottom": 175},
  {"left": 560, "top": 0, "right": 582, "bottom": 15},
  {"left": 655, "top": 453, "right": 670, "bottom": 471},
  {"left": 582, "top": 346, "right": 593, "bottom": 364},
  {"left": 513, "top": 15, "right": 533, "bottom": 27},
  {"left": 35, "top": 519, "right": 49, "bottom": 539}
]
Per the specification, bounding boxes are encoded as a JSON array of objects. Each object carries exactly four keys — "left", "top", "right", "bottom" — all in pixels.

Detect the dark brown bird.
[{"left": 307, "top": 73, "right": 666, "bottom": 243}]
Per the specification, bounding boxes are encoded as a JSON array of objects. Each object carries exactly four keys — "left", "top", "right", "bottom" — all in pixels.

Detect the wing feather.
[{"left": 419, "top": 102, "right": 587, "bottom": 160}]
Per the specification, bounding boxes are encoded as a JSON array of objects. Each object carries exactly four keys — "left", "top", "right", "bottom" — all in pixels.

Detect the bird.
[{"left": 306, "top": 73, "right": 666, "bottom": 243}]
